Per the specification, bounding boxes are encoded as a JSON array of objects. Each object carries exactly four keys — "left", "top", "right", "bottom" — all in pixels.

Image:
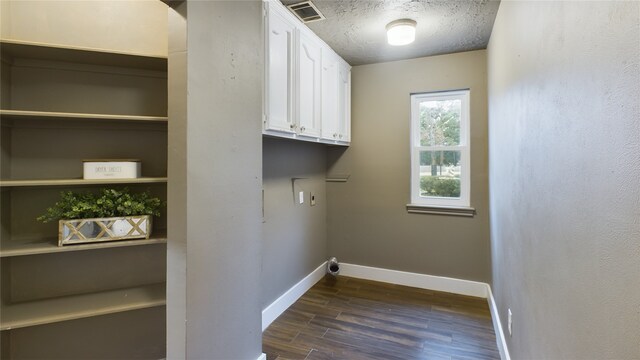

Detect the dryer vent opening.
[{"left": 327, "top": 257, "right": 340, "bottom": 276}]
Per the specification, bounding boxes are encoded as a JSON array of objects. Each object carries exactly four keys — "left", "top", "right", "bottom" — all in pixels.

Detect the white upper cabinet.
[
  {"left": 263, "top": 0, "right": 351, "bottom": 145},
  {"left": 295, "top": 30, "right": 322, "bottom": 138},
  {"left": 321, "top": 49, "right": 339, "bottom": 141},
  {"left": 264, "top": 3, "right": 296, "bottom": 134},
  {"left": 321, "top": 50, "right": 350, "bottom": 144},
  {"left": 337, "top": 61, "right": 351, "bottom": 143}
]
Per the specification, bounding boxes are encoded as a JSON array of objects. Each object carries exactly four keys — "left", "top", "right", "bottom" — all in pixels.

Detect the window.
[{"left": 410, "top": 90, "right": 470, "bottom": 208}]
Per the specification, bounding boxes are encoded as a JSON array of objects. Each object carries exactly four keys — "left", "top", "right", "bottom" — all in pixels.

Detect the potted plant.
[{"left": 37, "top": 188, "right": 163, "bottom": 246}]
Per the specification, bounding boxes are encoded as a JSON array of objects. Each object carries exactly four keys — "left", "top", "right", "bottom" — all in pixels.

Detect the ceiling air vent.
[{"left": 286, "top": 1, "right": 326, "bottom": 23}]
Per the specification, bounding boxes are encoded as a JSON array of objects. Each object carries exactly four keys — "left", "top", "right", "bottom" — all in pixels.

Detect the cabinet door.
[
  {"left": 296, "top": 30, "right": 322, "bottom": 138},
  {"left": 321, "top": 49, "right": 339, "bottom": 141},
  {"left": 337, "top": 61, "right": 351, "bottom": 143},
  {"left": 264, "top": 6, "right": 296, "bottom": 134}
]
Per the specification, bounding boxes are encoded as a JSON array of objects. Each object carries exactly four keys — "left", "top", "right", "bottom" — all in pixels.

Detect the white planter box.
[
  {"left": 58, "top": 215, "right": 152, "bottom": 246},
  {"left": 83, "top": 160, "right": 141, "bottom": 179}
]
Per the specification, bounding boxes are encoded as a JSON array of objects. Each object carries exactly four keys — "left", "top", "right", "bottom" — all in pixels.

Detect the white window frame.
[{"left": 410, "top": 89, "right": 471, "bottom": 208}]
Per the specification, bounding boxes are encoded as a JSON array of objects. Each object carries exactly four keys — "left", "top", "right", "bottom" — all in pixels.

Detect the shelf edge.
[
  {"left": 0, "top": 177, "right": 168, "bottom": 187},
  {"left": 0, "top": 109, "right": 168, "bottom": 122},
  {"left": 0, "top": 236, "right": 167, "bottom": 258},
  {"left": 0, "top": 283, "right": 166, "bottom": 331},
  {"left": 0, "top": 38, "right": 168, "bottom": 61}
]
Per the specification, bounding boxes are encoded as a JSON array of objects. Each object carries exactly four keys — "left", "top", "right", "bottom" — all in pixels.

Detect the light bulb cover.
[{"left": 386, "top": 19, "right": 417, "bottom": 46}]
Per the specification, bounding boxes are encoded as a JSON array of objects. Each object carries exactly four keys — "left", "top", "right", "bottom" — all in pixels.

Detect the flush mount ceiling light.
[{"left": 386, "top": 19, "right": 417, "bottom": 46}]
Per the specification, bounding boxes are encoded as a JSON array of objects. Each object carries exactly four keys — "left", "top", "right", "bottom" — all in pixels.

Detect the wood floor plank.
[
  {"left": 263, "top": 340, "right": 312, "bottom": 360},
  {"left": 263, "top": 275, "right": 500, "bottom": 360},
  {"left": 311, "top": 315, "right": 425, "bottom": 348},
  {"left": 323, "top": 328, "right": 426, "bottom": 360},
  {"left": 304, "top": 349, "right": 335, "bottom": 360},
  {"left": 296, "top": 332, "right": 409, "bottom": 360},
  {"left": 290, "top": 299, "right": 342, "bottom": 319},
  {"left": 335, "top": 311, "right": 443, "bottom": 340}
]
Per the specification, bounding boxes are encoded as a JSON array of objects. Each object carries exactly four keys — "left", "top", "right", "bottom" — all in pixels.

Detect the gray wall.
[
  {"left": 0, "top": 0, "right": 167, "bottom": 57},
  {"left": 166, "top": 2, "right": 187, "bottom": 359},
  {"left": 262, "top": 138, "right": 328, "bottom": 308},
  {"left": 167, "top": 1, "right": 263, "bottom": 359},
  {"left": 327, "top": 50, "right": 490, "bottom": 283},
  {"left": 488, "top": 2, "right": 640, "bottom": 359}
]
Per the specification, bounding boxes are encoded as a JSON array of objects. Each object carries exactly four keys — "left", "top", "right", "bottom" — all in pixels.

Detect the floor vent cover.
[{"left": 286, "top": 1, "right": 326, "bottom": 23}]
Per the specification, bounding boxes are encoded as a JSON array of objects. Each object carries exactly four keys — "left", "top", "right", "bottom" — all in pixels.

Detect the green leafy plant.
[
  {"left": 37, "top": 188, "right": 163, "bottom": 223},
  {"left": 420, "top": 177, "right": 461, "bottom": 198}
]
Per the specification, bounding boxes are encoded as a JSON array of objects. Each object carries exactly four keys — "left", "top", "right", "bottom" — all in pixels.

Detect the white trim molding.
[
  {"left": 406, "top": 204, "right": 476, "bottom": 217},
  {"left": 409, "top": 89, "right": 471, "bottom": 208},
  {"left": 256, "top": 353, "right": 267, "bottom": 360},
  {"left": 339, "top": 263, "right": 488, "bottom": 298},
  {"left": 261, "top": 261, "right": 327, "bottom": 331},
  {"left": 487, "top": 286, "right": 512, "bottom": 360}
]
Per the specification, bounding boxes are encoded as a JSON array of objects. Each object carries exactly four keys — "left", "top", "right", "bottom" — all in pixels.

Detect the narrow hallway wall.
[
  {"left": 488, "top": 2, "right": 640, "bottom": 358},
  {"left": 167, "top": 1, "right": 264, "bottom": 358}
]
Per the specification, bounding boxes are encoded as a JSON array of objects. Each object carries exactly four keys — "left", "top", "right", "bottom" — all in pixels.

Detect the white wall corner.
[
  {"left": 486, "top": 285, "right": 511, "bottom": 360},
  {"left": 256, "top": 353, "right": 267, "bottom": 360},
  {"left": 339, "top": 263, "right": 489, "bottom": 298},
  {"left": 261, "top": 261, "right": 328, "bottom": 331}
]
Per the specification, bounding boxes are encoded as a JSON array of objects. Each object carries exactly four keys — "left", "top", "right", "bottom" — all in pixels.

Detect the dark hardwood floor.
[{"left": 263, "top": 275, "right": 500, "bottom": 360}]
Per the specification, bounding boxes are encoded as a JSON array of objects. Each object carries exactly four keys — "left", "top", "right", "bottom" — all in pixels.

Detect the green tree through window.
[{"left": 419, "top": 100, "right": 461, "bottom": 197}]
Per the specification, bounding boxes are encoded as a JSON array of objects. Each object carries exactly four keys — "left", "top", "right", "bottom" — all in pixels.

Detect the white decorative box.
[{"left": 83, "top": 159, "right": 141, "bottom": 179}]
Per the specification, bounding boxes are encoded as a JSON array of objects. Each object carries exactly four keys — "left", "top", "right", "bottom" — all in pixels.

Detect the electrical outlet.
[
  {"left": 508, "top": 308, "right": 513, "bottom": 336},
  {"left": 310, "top": 193, "right": 316, "bottom": 206},
  {"left": 298, "top": 191, "right": 304, "bottom": 204}
]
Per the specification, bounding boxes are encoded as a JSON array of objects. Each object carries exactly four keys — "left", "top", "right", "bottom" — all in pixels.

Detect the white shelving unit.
[
  {"left": 0, "top": 283, "right": 166, "bottom": 331},
  {"left": 0, "top": 38, "right": 168, "bottom": 359}
]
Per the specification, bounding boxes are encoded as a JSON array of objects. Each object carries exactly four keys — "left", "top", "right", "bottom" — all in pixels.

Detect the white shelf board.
[
  {"left": 0, "top": 177, "right": 168, "bottom": 188},
  {"left": 0, "top": 234, "right": 167, "bottom": 258},
  {"left": 0, "top": 109, "right": 168, "bottom": 123},
  {"left": 0, "top": 38, "right": 167, "bottom": 70},
  {"left": 0, "top": 283, "right": 166, "bottom": 331}
]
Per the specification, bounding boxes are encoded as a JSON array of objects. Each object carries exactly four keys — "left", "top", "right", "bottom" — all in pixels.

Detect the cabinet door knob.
[
  {"left": 290, "top": 124, "right": 297, "bottom": 130},
  {"left": 300, "top": 126, "right": 306, "bottom": 132},
  {"left": 333, "top": 133, "right": 337, "bottom": 138},
  {"left": 339, "top": 134, "right": 343, "bottom": 139}
]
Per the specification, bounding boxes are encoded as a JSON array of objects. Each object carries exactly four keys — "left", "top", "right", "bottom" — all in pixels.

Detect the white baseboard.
[
  {"left": 256, "top": 353, "right": 267, "bottom": 360},
  {"left": 339, "top": 263, "right": 488, "bottom": 298},
  {"left": 487, "top": 286, "right": 511, "bottom": 360},
  {"left": 261, "top": 261, "right": 327, "bottom": 331}
]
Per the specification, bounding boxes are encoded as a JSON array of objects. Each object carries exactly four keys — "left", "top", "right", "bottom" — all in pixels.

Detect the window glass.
[
  {"left": 410, "top": 90, "right": 470, "bottom": 207},
  {"left": 419, "top": 100, "right": 461, "bottom": 146}
]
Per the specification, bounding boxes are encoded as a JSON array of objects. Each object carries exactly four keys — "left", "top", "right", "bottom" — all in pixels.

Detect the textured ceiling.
[{"left": 280, "top": 0, "right": 500, "bottom": 65}]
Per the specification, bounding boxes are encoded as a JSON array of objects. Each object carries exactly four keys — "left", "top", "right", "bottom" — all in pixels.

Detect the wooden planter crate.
[{"left": 58, "top": 215, "right": 152, "bottom": 246}]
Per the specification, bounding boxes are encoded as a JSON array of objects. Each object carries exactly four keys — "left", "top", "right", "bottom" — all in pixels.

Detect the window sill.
[{"left": 406, "top": 204, "right": 476, "bottom": 217}]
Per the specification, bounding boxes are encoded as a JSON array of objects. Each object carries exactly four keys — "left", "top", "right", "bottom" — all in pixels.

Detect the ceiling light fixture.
[{"left": 386, "top": 19, "right": 417, "bottom": 46}]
